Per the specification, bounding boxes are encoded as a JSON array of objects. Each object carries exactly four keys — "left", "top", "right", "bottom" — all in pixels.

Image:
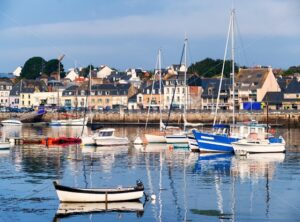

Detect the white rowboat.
[{"left": 53, "top": 180, "right": 144, "bottom": 203}]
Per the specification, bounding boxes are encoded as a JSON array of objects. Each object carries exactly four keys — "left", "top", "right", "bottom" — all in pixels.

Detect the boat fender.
[{"left": 151, "top": 194, "right": 156, "bottom": 200}]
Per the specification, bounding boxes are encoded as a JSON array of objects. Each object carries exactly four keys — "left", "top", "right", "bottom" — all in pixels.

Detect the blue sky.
[{"left": 0, "top": 0, "right": 299, "bottom": 72}]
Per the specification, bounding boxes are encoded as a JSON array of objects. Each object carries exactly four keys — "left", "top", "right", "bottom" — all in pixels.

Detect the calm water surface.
[{"left": 0, "top": 125, "right": 299, "bottom": 222}]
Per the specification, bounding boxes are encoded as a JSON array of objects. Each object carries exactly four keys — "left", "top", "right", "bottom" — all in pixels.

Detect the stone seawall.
[
  {"left": 41, "top": 111, "right": 300, "bottom": 127},
  {"left": 1, "top": 111, "right": 299, "bottom": 127}
]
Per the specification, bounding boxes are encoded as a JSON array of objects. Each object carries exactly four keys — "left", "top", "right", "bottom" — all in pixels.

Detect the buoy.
[{"left": 151, "top": 194, "right": 156, "bottom": 200}]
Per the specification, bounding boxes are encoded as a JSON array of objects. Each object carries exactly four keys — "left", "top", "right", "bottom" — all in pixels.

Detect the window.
[
  {"left": 91, "top": 99, "right": 95, "bottom": 104},
  {"left": 106, "top": 99, "right": 109, "bottom": 103},
  {"left": 177, "top": 96, "right": 180, "bottom": 102},
  {"left": 138, "top": 97, "right": 142, "bottom": 103},
  {"left": 98, "top": 98, "right": 102, "bottom": 103}
]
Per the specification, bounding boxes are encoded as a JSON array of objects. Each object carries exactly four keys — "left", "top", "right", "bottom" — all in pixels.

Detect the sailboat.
[
  {"left": 50, "top": 64, "right": 88, "bottom": 126},
  {"left": 165, "top": 38, "right": 188, "bottom": 147},
  {"left": 192, "top": 10, "right": 240, "bottom": 153},
  {"left": 144, "top": 49, "right": 167, "bottom": 144},
  {"left": 165, "top": 38, "right": 202, "bottom": 148}
]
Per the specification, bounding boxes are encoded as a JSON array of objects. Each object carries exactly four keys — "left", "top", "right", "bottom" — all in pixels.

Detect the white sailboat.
[
  {"left": 145, "top": 49, "right": 167, "bottom": 144},
  {"left": 165, "top": 38, "right": 190, "bottom": 147}
]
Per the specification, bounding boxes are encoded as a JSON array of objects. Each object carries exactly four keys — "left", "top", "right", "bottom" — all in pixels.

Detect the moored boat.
[
  {"left": 0, "top": 141, "right": 11, "bottom": 150},
  {"left": 94, "top": 128, "right": 129, "bottom": 146},
  {"left": 53, "top": 180, "right": 144, "bottom": 203},
  {"left": 232, "top": 134, "right": 285, "bottom": 154},
  {"left": 50, "top": 117, "right": 87, "bottom": 126},
  {"left": 1, "top": 119, "right": 22, "bottom": 126}
]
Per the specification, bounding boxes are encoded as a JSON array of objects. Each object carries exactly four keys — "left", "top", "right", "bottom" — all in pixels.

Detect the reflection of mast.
[{"left": 265, "top": 165, "right": 270, "bottom": 216}]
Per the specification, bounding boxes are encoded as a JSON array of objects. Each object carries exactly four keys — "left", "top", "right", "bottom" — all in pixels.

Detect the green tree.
[
  {"left": 20, "top": 57, "right": 46, "bottom": 79},
  {"left": 284, "top": 65, "right": 300, "bottom": 76},
  {"left": 188, "top": 57, "right": 238, "bottom": 78},
  {"left": 80, "top": 65, "right": 95, "bottom": 77},
  {"left": 44, "top": 59, "right": 66, "bottom": 78}
]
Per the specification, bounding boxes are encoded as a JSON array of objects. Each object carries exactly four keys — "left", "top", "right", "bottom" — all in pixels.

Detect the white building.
[
  {"left": 65, "top": 68, "right": 79, "bottom": 81},
  {"left": 97, "top": 65, "right": 113, "bottom": 78}
]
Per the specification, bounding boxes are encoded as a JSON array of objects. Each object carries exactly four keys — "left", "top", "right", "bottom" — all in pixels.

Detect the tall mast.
[
  {"left": 231, "top": 9, "right": 235, "bottom": 126},
  {"left": 213, "top": 11, "right": 232, "bottom": 126},
  {"left": 183, "top": 37, "right": 188, "bottom": 132},
  {"left": 158, "top": 49, "right": 162, "bottom": 130}
]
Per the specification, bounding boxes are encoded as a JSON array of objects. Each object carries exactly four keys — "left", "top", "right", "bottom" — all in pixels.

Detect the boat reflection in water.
[
  {"left": 231, "top": 153, "right": 285, "bottom": 181},
  {"left": 54, "top": 201, "right": 144, "bottom": 219},
  {"left": 140, "top": 143, "right": 168, "bottom": 153}
]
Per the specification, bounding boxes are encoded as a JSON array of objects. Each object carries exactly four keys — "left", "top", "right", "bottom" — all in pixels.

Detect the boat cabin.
[{"left": 98, "top": 128, "right": 115, "bottom": 137}]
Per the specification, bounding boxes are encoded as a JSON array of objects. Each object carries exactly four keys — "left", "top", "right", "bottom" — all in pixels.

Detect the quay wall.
[{"left": 1, "top": 111, "right": 300, "bottom": 127}]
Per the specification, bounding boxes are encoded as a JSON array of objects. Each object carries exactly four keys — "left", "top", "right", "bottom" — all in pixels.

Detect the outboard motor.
[{"left": 136, "top": 180, "right": 144, "bottom": 189}]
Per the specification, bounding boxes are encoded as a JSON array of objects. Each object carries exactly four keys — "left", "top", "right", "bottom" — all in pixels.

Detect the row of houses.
[{"left": 0, "top": 66, "right": 299, "bottom": 111}]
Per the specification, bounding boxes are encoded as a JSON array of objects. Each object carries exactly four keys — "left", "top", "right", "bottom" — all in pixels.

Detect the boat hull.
[
  {"left": 95, "top": 137, "right": 129, "bottom": 146},
  {"left": 50, "top": 118, "right": 87, "bottom": 126},
  {"left": 165, "top": 135, "right": 188, "bottom": 145},
  {"left": 53, "top": 181, "right": 144, "bottom": 203},
  {"left": 187, "top": 135, "right": 199, "bottom": 152},
  {"left": 192, "top": 130, "right": 238, "bottom": 153},
  {"left": 1, "top": 119, "right": 22, "bottom": 126},
  {"left": 232, "top": 141, "right": 286, "bottom": 154},
  {"left": 145, "top": 134, "right": 166, "bottom": 143},
  {"left": 0, "top": 141, "right": 11, "bottom": 150}
]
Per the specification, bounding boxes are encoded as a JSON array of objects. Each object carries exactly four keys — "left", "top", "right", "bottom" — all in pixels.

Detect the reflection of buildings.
[{"left": 231, "top": 153, "right": 285, "bottom": 182}]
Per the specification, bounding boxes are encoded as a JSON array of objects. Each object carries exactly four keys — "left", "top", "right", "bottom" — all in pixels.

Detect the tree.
[
  {"left": 20, "top": 57, "right": 46, "bottom": 79},
  {"left": 44, "top": 59, "right": 66, "bottom": 78},
  {"left": 79, "top": 65, "right": 95, "bottom": 77},
  {"left": 188, "top": 57, "right": 238, "bottom": 78},
  {"left": 284, "top": 65, "right": 300, "bottom": 76}
]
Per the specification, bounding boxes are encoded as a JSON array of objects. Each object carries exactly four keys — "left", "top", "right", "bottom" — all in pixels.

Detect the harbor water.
[{"left": 0, "top": 125, "right": 299, "bottom": 221}]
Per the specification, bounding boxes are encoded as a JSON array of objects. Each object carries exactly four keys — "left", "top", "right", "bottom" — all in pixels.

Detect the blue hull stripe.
[{"left": 192, "top": 130, "right": 238, "bottom": 153}]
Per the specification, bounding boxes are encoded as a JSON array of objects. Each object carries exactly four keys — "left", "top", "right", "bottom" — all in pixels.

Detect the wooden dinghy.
[{"left": 53, "top": 180, "right": 144, "bottom": 203}]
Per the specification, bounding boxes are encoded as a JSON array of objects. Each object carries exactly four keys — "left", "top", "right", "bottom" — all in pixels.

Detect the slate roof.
[
  {"left": 201, "top": 78, "right": 231, "bottom": 99},
  {"left": 106, "top": 72, "right": 130, "bottom": 82},
  {"left": 10, "top": 79, "right": 48, "bottom": 96},
  {"left": 141, "top": 81, "right": 164, "bottom": 94},
  {"left": 262, "top": 92, "right": 284, "bottom": 105},
  {"left": 236, "top": 68, "right": 269, "bottom": 90},
  {"left": 91, "top": 83, "right": 130, "bottom": 96},
  {"left": 285, "top": 78, "right": 300, "bottom": 94}
]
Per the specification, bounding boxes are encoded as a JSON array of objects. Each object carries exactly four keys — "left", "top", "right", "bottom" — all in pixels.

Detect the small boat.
[
  {"left": 94, "top": 128, "right": 129, "bottom": 146},
  {"left": 53, "top": 180, "right": 144, "bottom": 203},
  {"left": 0, "top": 141, "right": 11, "bottom": 150},
  {"left": 1, "top": 119, "right": 22, "bottom": 126},
  {"left": 49, "top": 117, "right": 87, "bottom": 126},
  {"left": 232, "top": 133, "right": 286, "bottom": 154},
  {"left": 41, "top": 137, "right": 81, "bottom": 146}
]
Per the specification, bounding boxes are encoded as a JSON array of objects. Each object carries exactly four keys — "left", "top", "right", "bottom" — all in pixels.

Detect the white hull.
[
  {"left": 56, "top": 189, "right": 143, "bottom": 203},
  {"left": 50, "top": 118, "right": 87, "bottom": 126},
  {"left": 0, "top": 141, "right": 11, "bottom": 150},
  {"left": 145, "top": 134, "right": 166, "bottom": 143},
  {"left": 56, "top": 201, "right": 143, "bottom": 216},
  {"left": 187, "top": 136, "right": 199, "bottom": 152},
  {"left": 95, "top": 137, "right": 129, "bottom": 146},
  {"left": 54, "top": 181, "right": 144, "bottom": 203},
  {"left": 81, "top": 135, "right": 96, "bottom": 146},
  {"left": 165, "top": 135, "right": 188, "bottom": 144},
  {"left": 232, "top": 140, "right": 286, "bottom": 154},
  {"left": 1, "top": 119, "right": 22, "bottom": 126}
]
